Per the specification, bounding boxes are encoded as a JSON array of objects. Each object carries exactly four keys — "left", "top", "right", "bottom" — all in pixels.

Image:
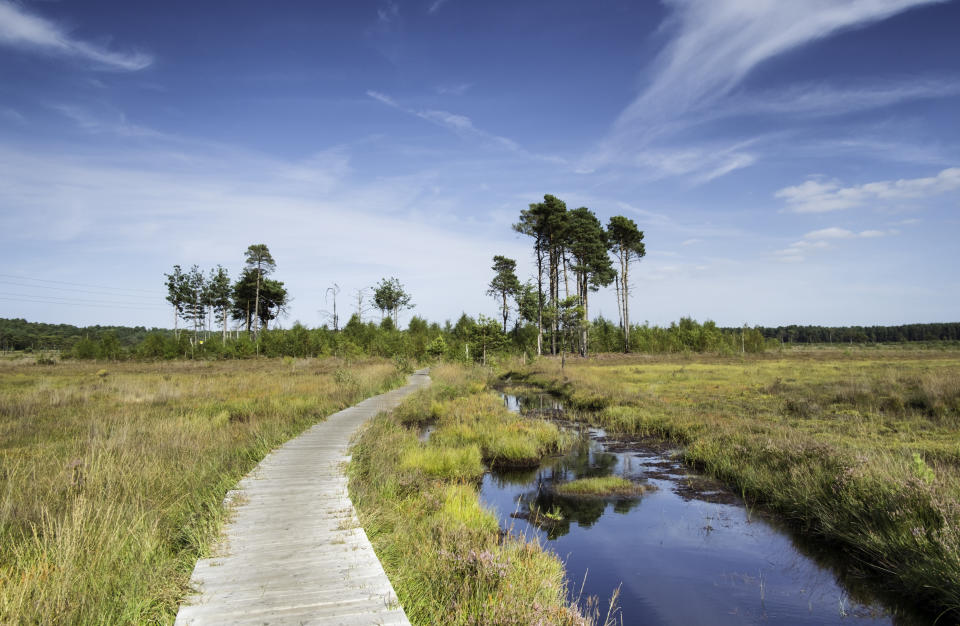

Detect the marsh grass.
[
  {"left": 554, "top": 476, "right": 651, "bottom": 498},
  {"left": 0, "top": 357, "right": 403, "bottom": 623},
  {"left": 513, "top": 348, "right": 960, "bottom": 618},
  {"left": 349, "top": 363, "right": 591, "bottom": 625}
]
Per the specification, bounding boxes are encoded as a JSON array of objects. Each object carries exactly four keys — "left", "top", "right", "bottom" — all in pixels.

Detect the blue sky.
[{"left": 1, "top": 0, "right": 958, "bottom": 329}]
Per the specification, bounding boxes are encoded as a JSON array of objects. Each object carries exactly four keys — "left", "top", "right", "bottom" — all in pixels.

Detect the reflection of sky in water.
[{"left": 480, "top": 394, "right": 926, "bottom": 625}]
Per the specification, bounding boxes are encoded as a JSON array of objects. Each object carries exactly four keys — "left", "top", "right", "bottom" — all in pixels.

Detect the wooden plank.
[{"left": 175, "top": 370, "right": 429, "bottom": 625}]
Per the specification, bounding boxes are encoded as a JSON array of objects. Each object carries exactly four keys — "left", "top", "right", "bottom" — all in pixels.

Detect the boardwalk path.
[{"left": 176, "top": 370, "right": 430, "bottom": 625}]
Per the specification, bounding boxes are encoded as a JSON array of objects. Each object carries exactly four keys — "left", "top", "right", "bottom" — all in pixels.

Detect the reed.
[{"left": 0, "top": 357, "right": 404, "bottom": 623}]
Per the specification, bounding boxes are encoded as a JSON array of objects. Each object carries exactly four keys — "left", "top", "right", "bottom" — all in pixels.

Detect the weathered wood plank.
[{"left": 175, "top": 370, "right": 429, "bottom": 625}]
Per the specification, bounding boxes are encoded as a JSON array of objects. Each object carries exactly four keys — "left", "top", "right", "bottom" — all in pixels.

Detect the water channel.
[{"left": 475, "top": 391, "right": 929, "bottom": 625}]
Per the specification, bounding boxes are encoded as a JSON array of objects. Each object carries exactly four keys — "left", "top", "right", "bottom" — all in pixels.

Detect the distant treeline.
[
  {"left": 3, "top": 316, "right": 958, "bottom": 362},
  {"left": 733, "top": 323, "right": 960, "bottom": 344},
  {"left": 0, "top": 318, "right": 169, "bottom": 352}
]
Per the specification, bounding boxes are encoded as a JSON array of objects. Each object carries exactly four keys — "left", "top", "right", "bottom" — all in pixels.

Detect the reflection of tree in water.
[
  {"left": 510, "top": 438, "right": 641, "bottom": 539},
  {"left": 490, "top": 467, "right": 539, "bottom": 487},
  {"left": 552, "top": 440, "right": 618, "bottom": 481}
]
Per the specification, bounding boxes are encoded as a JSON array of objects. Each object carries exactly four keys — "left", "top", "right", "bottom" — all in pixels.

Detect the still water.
[{"left": 478, "top": 393, "right": 927, "bottom": 625}]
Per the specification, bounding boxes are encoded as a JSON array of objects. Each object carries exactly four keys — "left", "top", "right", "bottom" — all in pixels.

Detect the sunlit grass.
[
  {"left": 512, "top": 348, "right": 960, "bottom": 617},
  {"left": 0, "top": 357, "right": 404, "bottom": 623},
  {"left": 554, "top": 476, "right": 650, "bottom": 497},
  {"left": 349, "top": 363, "right": 593, "bottom": 625}
]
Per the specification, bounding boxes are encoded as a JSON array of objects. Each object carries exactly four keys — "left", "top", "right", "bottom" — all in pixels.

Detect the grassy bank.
[
  {"left": 349, "top": 363, "right": 599, "bottom": 625},
  {"left": 508, "top": 348, "right": 960, "bottom": 619},
  {"left": 0, "top": 357, "right": 404, "bottom": 623}
]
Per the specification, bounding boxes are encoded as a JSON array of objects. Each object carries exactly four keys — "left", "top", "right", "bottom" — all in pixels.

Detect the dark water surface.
[{"left": 479, "top": 392, "right": 928, "bottom": 625}]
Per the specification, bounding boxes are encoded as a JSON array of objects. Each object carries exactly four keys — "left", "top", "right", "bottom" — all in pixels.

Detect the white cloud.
[
  {"left": 377, "top": 1, "right": 400, "bottom": 23},
  {"left": 804, "top": 227, "right": 895, "bottom": 240},
  {"left": 428, "top": 0, "right": 452, "bottom": 14},
  {"left": 0, "top": 107, "right": 25, "bottom": 124},
  {"left": 366, "top": 90, "right": 398, "bottom": 108},
  {"left": 49, "top": 104, "right": 166, "bottom": 138},
  {"left": 804, "top": 227, "right": 856, "bottom": 239},
  {"left": 776, "top": 226, "right": 895, "bottom": 261},
  {"left": 719, "top": 78, "right": 960, "bottom": 119},
  {"left": 0, "top": 0, "right": 152, "bottom": 70},
  {"left": 366, "top": 90, "right": 566, "bottom": 164},
  {"left": 777, "top": 167, "right": 960, "bottom": 213},
  {"left": 0, "top": 143, "right": 530, "bottom": 327},
  {"left": 436, "top": 83, "right": 473, "bottom": 96},
  {"left": 626, "top": 143, "right": 757, "bottom": 183},
  {"left": 581, "top": 0, "right": 947, "bottom": 177},
  {"left": 618, "top": 0, "right": 945, "bottom": 126}
]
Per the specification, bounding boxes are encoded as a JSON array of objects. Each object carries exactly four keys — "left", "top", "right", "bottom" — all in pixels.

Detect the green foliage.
[
  {"left": 373, "top": 277, "right": 413, "bottom": 324},
  {"left": 348, "top": 364, "right": 588, "bottom": 625},
  {"left": 517, "top": 352, "right": 960, "bottom": 619},
  {"left": 426, "top": 335, "right": 447, "bottom": 360},
  {"left": 0, "top": 358, "right": 404, "bottom": 622}
]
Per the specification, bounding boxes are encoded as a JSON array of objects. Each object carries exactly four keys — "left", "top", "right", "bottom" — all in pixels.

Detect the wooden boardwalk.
[{"left": 175, "top": 370, "right": 430, "bottom": 625}]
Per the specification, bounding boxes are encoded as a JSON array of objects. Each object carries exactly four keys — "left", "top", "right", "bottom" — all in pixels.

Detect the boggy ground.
[
  {"left": 0, "top": 356, "right": 404, "bottom": 623},
  {"left": 348, "top": 363, "right": 624, "bottom": 626},
  {"left": 505, "top": 347, "right": 960, "bottom": 620}
]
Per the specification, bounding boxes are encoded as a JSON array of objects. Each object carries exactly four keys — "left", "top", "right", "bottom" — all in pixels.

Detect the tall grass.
[
  {"left": 0, "top": 357, "right": 404, "bottom": 623},
  {"left": 348, "top": 363, "right": 593, "bottom": 625},
  {"left": 512, "top": 349, "right": 960, "bottom": 619}
]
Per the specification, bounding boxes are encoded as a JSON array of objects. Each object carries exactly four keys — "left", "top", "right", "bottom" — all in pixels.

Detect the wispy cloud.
[
  {"left": 618, "top": 0, "right": 946, "bottom": 126},
  {"left": 377, "top": 1, "right": 400, "bottom": 23},
  {"left": 366, "top": 90, "right": 398, "bottom": 108},
  {"left": 436, "top": 83, "right": 473, "bottom": 96},
  {"left": 49, "top": 104, "right": 165, "bottom": 138},
  {"left": 776, "top": 225, "right": 897, "bottom": 261},
  {"left": 724, "top": 78, "right": 960, "bottom": 119},
  {"left": 582, "top": 0, "right": 948, "bottom": 177},
  {"left": 366, "top": 89, "right": 565, "bottom": 164},
  {"left": 776, "top": 167, "right": 960, "bottom": 213},
  {"left": 428, "top": 0, "right": 452, "bottom": 14},
  {"left": 803, "top": 227, "right": 894, "bottom": 239},
  {"left": 0, "top": 0, "right": 152, "bottom": 70},
  {"left": 0, "top": 107, "right": 25, "bottom": 124}
]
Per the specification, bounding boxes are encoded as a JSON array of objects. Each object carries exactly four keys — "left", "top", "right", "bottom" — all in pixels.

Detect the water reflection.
[{"left": 483, "top": 391, "right": 930, "bottom": 626}]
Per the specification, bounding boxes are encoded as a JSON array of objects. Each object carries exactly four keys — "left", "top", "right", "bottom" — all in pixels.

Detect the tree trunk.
[
  {"left": 581, "top": 277, "right": 589, "bottom": 358},
  {"left": 623, "top": 256, "right": 630, "bottom": 353},
  {"left": 253, "top": 267, "right": 261, "bottom": 335},
  {"left": 614, "top": 273, "right": 624, "bottom": 345},
  {"left": 502, "top": 291, "right": 508, "bottom": 333},
  {"left": 536, "top": 241, "right": 544, "bottom": 357}
]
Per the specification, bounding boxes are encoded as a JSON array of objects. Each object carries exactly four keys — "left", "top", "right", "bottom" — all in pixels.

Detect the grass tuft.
[
  {"left": 0, "top": 357, "right": 404, "bottom": 623},
  {"left": 554, "top": 476, "right": 652, "bottom": 497},
  {"left": 515, "top": 349, "right": 960, "bottom": 619}
]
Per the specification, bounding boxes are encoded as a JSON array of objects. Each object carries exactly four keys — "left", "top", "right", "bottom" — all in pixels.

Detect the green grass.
[
  {"left": 428, "top": 391, "right": 573, "bottom": 468},
  {"left": 348, "top": 363, "right": 596, "bottom": 625},
  {"left": 510, "top": 348, "right": 960, "bottom": 619},
  {"left": 400, "top": 445, "right": 485, "bottom": 481},
  {"left": 0, "top": 357, "right": 405, "bottom": 623},
  {"left": 554, "top": 476, "right": 650, "bottom": 497}
]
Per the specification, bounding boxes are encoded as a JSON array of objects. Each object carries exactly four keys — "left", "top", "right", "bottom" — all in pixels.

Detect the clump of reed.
[
  {"left": 554, "top": 476, "right": 652, "bottom": 497},
  {"left": 429, "top": 393, "right": 573, "bottom": 468},
  {"left": 0, "top": 357, "right": 404, "bottom": 623},
  {"left": 348, "top": 362, "right": 593, "bottom": 625},
  {"left": 514, "top": 349, "right": 960, "bottom": 618}
]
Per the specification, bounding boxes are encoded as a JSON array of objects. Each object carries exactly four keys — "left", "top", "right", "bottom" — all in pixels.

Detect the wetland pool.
[{"left": 478, "top": 392, "right": 929, "bottom": 625}]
